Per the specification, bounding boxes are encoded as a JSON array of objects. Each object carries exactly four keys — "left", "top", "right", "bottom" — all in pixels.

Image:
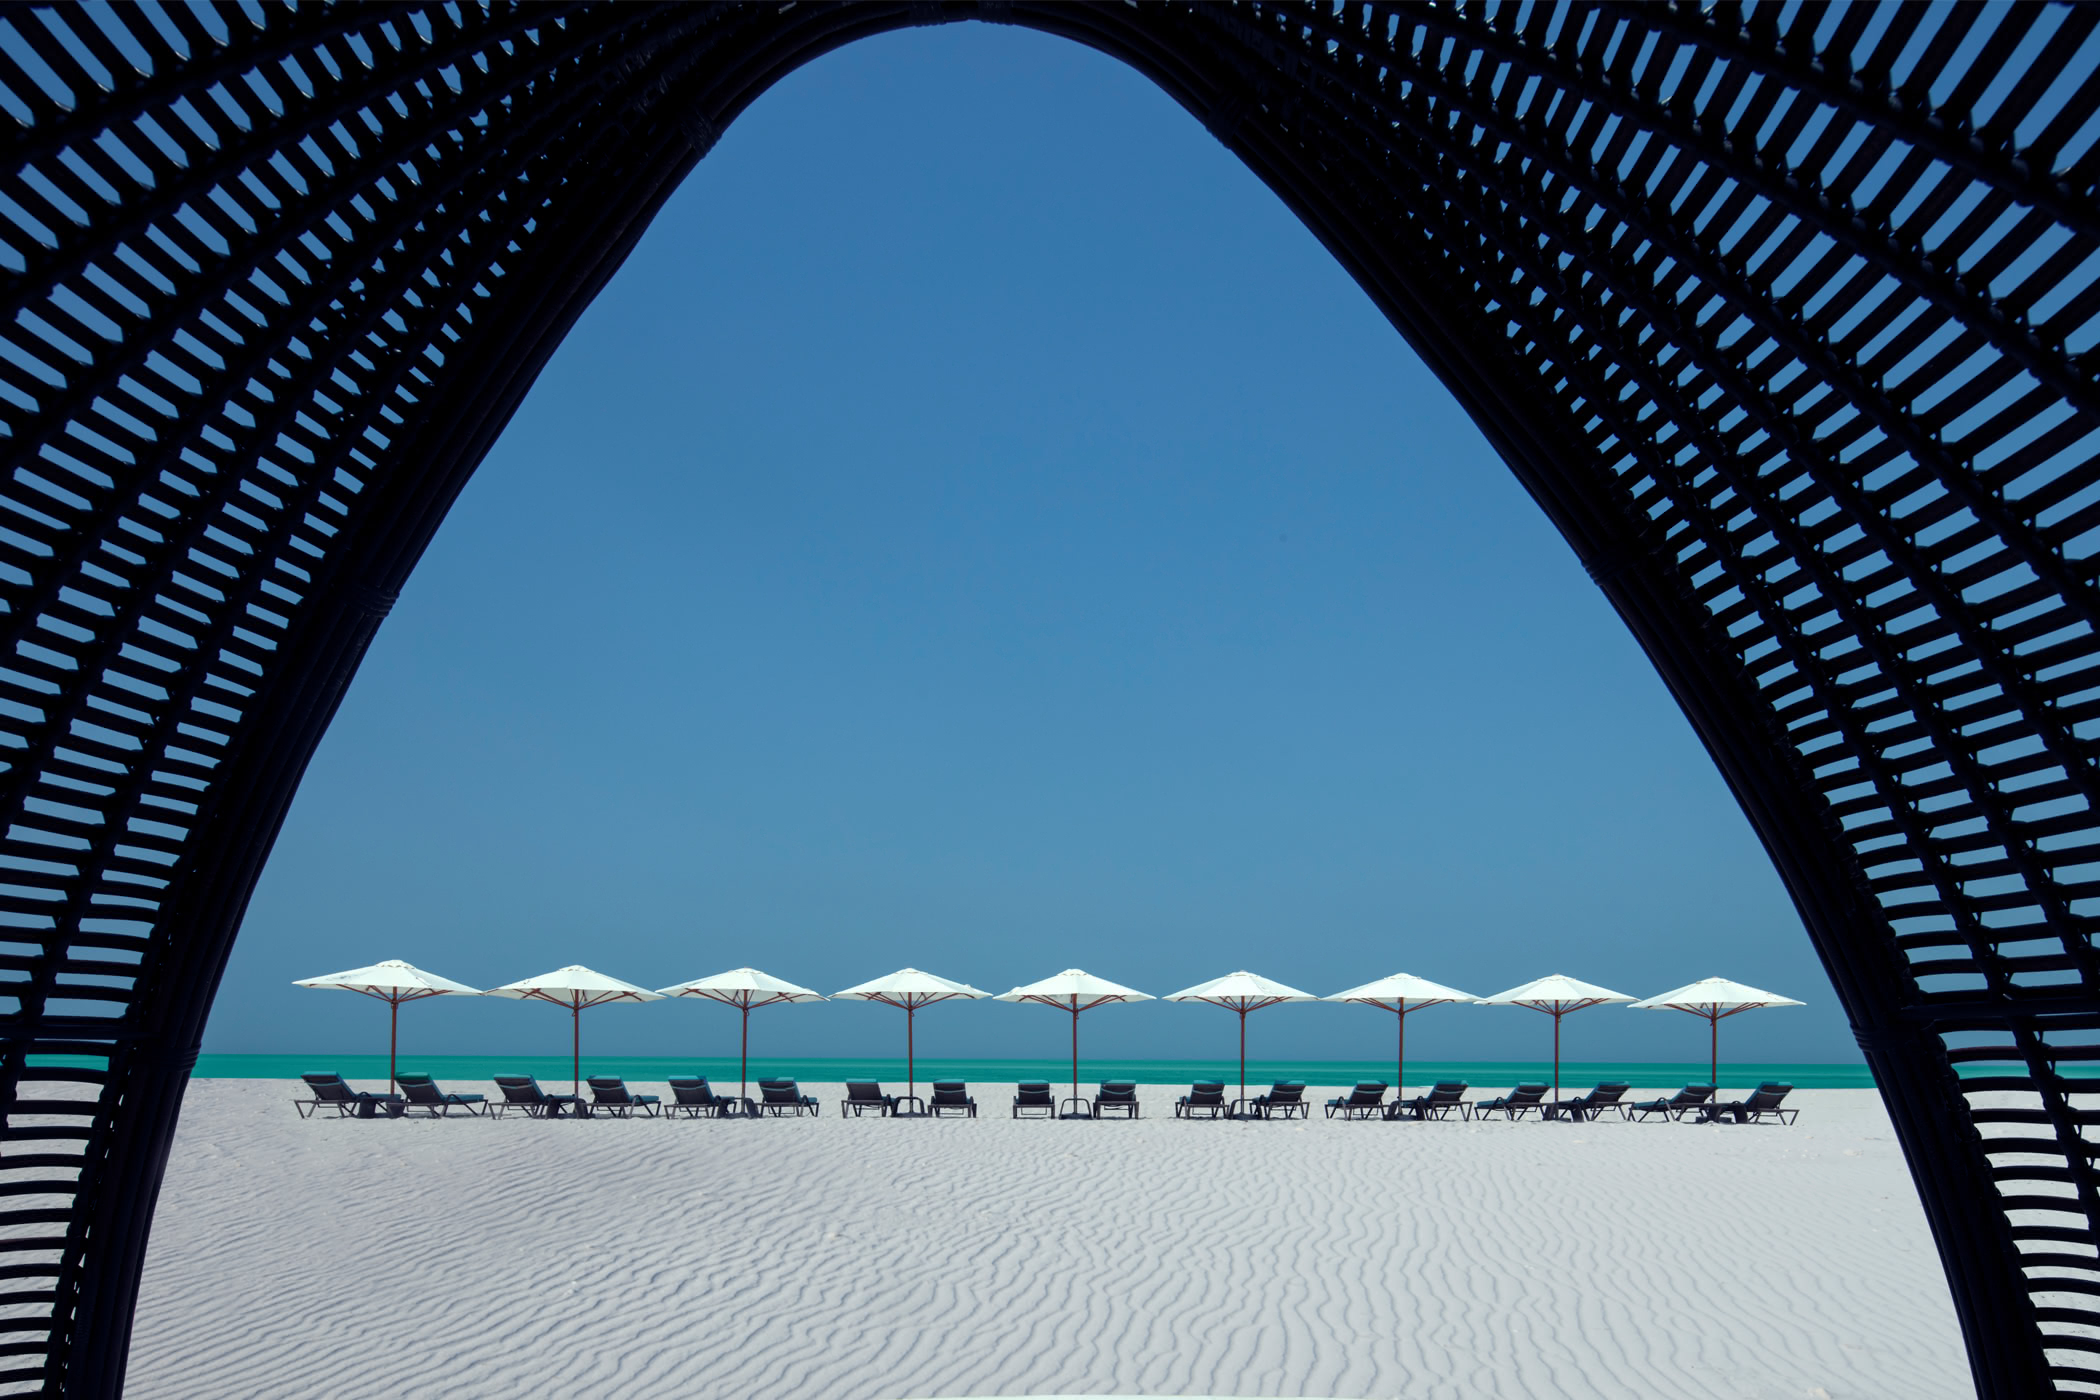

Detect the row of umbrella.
[{"left": 298, "top": 961, "right": 1802, "bottom": 1103}]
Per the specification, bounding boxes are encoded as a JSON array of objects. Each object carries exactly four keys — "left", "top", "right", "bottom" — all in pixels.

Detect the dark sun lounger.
[
  {"left": 1389, "top": 1080, "right": 1469, "bottom": 1120},
  {"left": 1176, "top": 1081, "right": 1227, "bottom": 1119},
  {"left": 841, "top": 1081, "right": 897, "bottom": 1117},
  {"left": 1237, "top": 1081, "right": 1308, "bottom": 1119},
  {"left": 296, "top": 1072, "right": 404, "bottom": 1119},
  {"left": 587, "top": 1076, "right": 661, "bottom": 1117},
  {"left": 1542, "top": 1081, "right": 1630, "bottom": 1122},
  {"left": 757, "top": 1079, "right": 820, "bottom": 1116},
  {"left": 1698, "top": 1081, "right": 1798, "bottom": 1125},
  {"left": 1325, "top": 1082, "right": 1389, "bottom": 1119},
  {"left": 1094, "top": 1081, "right": 1139, "bottom": 1118},
  {"left": 1013, "top": 1081, "right": 1055, "bottom": 1118},
  {"left": 1628, "top": 1084, "right": 1716, "bottom": 1122},
  {"left": 1472, "top": 1082, "right": 1550, "bottom": 1120},
  {"left": 395, "top": 1072, "right": 484, "bottom": 1117},
  {"left": 667, "top": 1076, "right": 744, "bottom": 1118},
  {"left": 493, "top": 1075, "right": 584, "bottom": 1119},
  {"left": 929, "top": 1081, "right": 977, "bottom": 1118}
]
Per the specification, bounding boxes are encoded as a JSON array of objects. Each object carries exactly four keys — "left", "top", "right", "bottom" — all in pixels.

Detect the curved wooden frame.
[{"left": 0, "top": 3, "right": 2094, "bottom": 1394}]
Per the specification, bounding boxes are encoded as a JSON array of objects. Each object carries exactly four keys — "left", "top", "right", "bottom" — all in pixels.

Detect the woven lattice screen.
[{"left": 0, "top": 3, "right": 2094, "bottom": 1395}]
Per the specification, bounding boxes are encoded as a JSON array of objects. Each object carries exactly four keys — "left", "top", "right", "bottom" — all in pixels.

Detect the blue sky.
[{"left": 207, "top": 23, "right": 1854, "bottom": 1071}]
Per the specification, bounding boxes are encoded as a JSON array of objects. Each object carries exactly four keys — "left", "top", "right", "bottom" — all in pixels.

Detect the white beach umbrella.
[
  {"left": 656, "top": 967, "right": 824, "bottom": 1099},
  {"left": 1163, "top": 971, "right": 1317, "bottom": 1098},
  {"left": 1630, "top": 977, "right": 1805, "bottom": 1088},
  {"left": 832, "top": 968, "right": 989, "bottom": 1101},
  {"left": 1324, "top": 972, "right": 1479, "bottom": 1095},
  {"left": 1477, "top": 973, "right": 1636, "bottom": 1101},
  {"left": 484, "top": 965, "right": 662, "bottom": 1093},
  {"left": 293, "top": 959, "right": 481, "bottom": 1091},
  {"left": 997, "top": 969, "right": 1154, "bottom": 1112}
]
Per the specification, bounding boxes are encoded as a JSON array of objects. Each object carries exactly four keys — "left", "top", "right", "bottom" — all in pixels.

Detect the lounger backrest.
[
  {"left": 930, "top": 1081, "right": 969, "bottom": 1104},
  {"left": 1511, "top": 1082, "right": 1549, "bottom": 1103},
  {"left": 494, "top": 1075, "right": 545, "bottom": 1104},
  {"left": 1268, "top": 1082, "right": 1306, "bottom": 1103},
  {"left": 760, "top": 1079, "right": 802, "bottom": 1104},
  {"left": 668, "top": 1077, "right": 716, "bottom": 1104},
  {"left": 1746, "top": 1082, "right": 1793, "bottom": 1109},
  {"left": 1428, "top": 1081, "right": 1466, "bottom": 1102},
  {"left": 845, "top": 1081, "right": 886, "bottom": 1103},
  {"left": 301, "top": 1073, "right": 355, "bottom": 1103},
  {"left": 1591, "top": 1081, "right": 1630, "bottom": 1102},
  {"left": 397, "top": 1075, "right": 443, "bottom": 1104},
  {"left": 1098, "top": 1081, "right": 1137, "bottom": 1102},
  {"left": 1016, "top": 1082, "right": 1053, "bottom": 1104},
  {"left": 1188, "top": 1081, "right": 1224, "bottom": 1103},
  {"left": 588, "top": 1076, "right": 632, "bottom": 1104},
  {"left": 1350, "top": 1081, "right": 1387, "bottom": 1103},
  {"left": 1673, "top": 1083, "right": 1716, "bottom": 1105}
]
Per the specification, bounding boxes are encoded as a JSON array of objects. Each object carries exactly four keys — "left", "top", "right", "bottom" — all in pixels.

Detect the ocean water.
[{"left": 178, "top": 1053, "right": 1882, "bottom": 1089}]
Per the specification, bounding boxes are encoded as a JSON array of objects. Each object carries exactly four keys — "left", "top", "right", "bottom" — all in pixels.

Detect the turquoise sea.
[{"left": 180, "top": 1053, "right": 1882, "bottom": 1089}]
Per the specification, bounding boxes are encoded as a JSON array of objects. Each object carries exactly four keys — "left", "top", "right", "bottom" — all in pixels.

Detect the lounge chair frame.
[
  {"left": 394, "top": 1072, "right": 485, "bottom": 1118},
  {"left": 755, "top": 1080, "right": 821, "bottom": 1117},
  {"left": 840, "top": 1082, "right": 897, "bottom": 1118},
  {"left": 1013, "top": 1083, "right": 1056, "bottom": 1120},
  {"left": 1175, "top": 1082, "right": 1228, "bottom": 1120},
  {"left": 1325, "top": 1083, "right": 1389, "bottom": 1120},
  {"left": 928, "top": 1082, "right": 977, "bottom": 1119},
  {"left": 586, "top": 1076, "right": 662, "bottom": 1118},
  {"left": 1628, "top": 1085, "right": 1718, "bottom": 1123},
  {"left": 492, "top": 1076, "right": 584, "bottom": 1119},
  {"left": 1093, "top": 1082, "right": 1140, "bottom": 1119},
  {"left": 1388, "top": 1082, "right": 1470, "bottom": 1121},
  {"left": 294, "top": 1073, "right": 404, "bottom": 1120},
  {"left": 1471, "top": 1083, "right": 1551, "bottom": 1121}
]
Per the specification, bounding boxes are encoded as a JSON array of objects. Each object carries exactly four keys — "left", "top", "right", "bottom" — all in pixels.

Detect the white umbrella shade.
[
  {"left": 1324, "top": 973, "right": 1479, "bottom": 1096},
  {"left": 997, "top": 970, "right": 1154, "bottom": 1111},
  {"left": 1478, "top": 974, "right": 1635, "bottom": 1100},
  {"left": 1630, "top": 977, "right": 1804, "bottom": 1087},
  {"left": 293, "top": 959, "right": 481, "bottom": 1091},
  {"left": 1164, "top": 971, "right": 1317, "bottom": 1098},
  {"left": 832, "top": 968, "right": 989, "bottom": 1100},
  {"left": 484, "top": 965, "right": 663, "bottom": 1092},
  {"left": 656, "top": 967, "right": 824, "bottom": 1098}
]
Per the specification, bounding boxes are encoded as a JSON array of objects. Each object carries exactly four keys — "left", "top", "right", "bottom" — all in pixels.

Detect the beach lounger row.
[{"left": 298, "top": 1072, "right": 1797, "bottom": 1124}]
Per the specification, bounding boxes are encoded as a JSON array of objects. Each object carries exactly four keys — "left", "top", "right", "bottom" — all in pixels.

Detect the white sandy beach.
[{"left": 127, "top": 1081, "right": 1964, "bottom": 1400}]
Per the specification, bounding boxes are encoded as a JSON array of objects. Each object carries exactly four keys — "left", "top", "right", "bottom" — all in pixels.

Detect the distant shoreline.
[{"left": 166, "top": 1052, "right": 1885, "bottom": 1088}]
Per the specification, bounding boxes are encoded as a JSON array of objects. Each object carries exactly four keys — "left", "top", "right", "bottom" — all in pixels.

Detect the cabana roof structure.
[{"left": 0, "top": 4, "right": 2094, "bottom": 1396}]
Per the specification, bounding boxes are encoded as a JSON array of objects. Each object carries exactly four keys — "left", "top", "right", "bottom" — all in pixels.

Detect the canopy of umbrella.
[
  {"left": 656, "top": 967, "right": 824, "bottom": 1099},
  {"left": 1164, "top": 971, "right": 1316, "bottom": 1099},
  {"left": 1323, "top": 972, "right": 1478, "bottom": 1094},
  {"left": 297, "top": 957, "right": 1803, "bottom": 1100},
  {"left": 997, "top": 969, "right": 1154, "bottom": 1114},
  {"left": 483, "top": 965, "right": 662, "bottom": 1093},
  {"left": 832, "top": 968, "right": 988, "bottom": 1104},
  {"left": 1630, "top": 977, "right": 1805, "bottom": 1086},
  {"left": 292, "top": 959, "right": 480, "bottom": 1091},
  {"left": 1477, "top": 974, "right": 1635, "bottom": 1101}
]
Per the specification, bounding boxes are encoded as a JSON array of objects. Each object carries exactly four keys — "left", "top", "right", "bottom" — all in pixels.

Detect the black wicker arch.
[{"left": 0, "top": 2, "right": 2095, "bottom": 1395}]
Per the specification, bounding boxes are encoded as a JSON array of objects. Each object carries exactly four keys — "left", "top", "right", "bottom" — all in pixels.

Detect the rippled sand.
[{"left": 128, "top": 1082, "right": 1963, "bottom": 1399}]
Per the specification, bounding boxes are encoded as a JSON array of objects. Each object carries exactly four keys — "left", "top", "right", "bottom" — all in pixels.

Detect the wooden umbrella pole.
[
  {"left": 1552, "top": 1009, "right": 1561, "bottom": 1101},
  {"left": 1396, "top": 1004, "right": 1406, "bottom": 1097},
  {"left": 389, "top": 995, "right": 399, "bottom": 1094},
  {"left": 572, "top": 1002, "right": 581, "bottom": 1095},
  {"left": 1710, "top": 1011, "right": 1719, "bottom": 1088},
  {"left": 741, "top": 1002, "right": 750, "bottom": 1100},
  {"left": 1070, "top": 1004, "right": 1079, "bottom": 1104},
  {"left": 1239, "top": 1006, "right": 1247, "bottom": 1099},
  {"left": 907, "top": 1001, "right": 915, "bottom": 1100}
]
